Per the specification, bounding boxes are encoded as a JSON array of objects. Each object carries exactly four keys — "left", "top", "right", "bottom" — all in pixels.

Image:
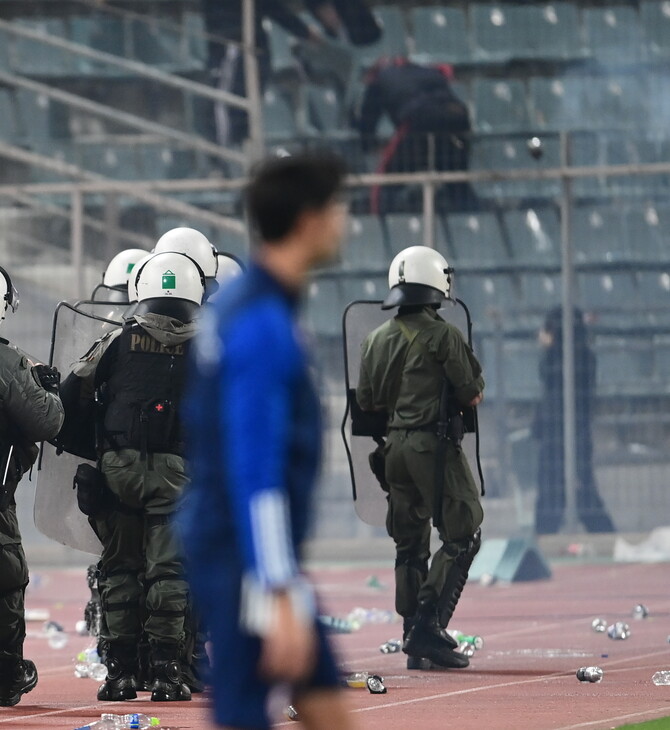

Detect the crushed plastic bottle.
[
  {"left": 48, "top": 632, "right": 68, "bottom": 650},
  {"left": 75, "top": 620, "right": 89, "bottom": 636},
  {"left": 450, "top": 632, "right": 484, "bottom": 650},
  {"left": 366, "top": 575, "right": 385, "bottom": 590},
  {"left": 632, "top": 604, "right": 649, "bottom": 620},
  {"left": 458, "top": 641, "right": 475, "bottom": 658},
  {"left": 607, "top": 622, "right": 631, "bottom": 640},
  {"left": 652, "top": 671, "right": 670, "bottom": 686},
  {"left": 318, "top": 615, "right": 355, "bottom": 634},
  {"left": 74, "top": 647, "right": 106, "bottom": 681},
  {"left": 75, "top": 713, "right": 160, "bottom": 729},
  {"left": 379, "top": 639, "right": 402, "bottom": 654},
  {"left": 591, "top": 617, "right": 607, "bottom": 633},
  {"left": 576, "top": 666, "right": 604, "bottom": 683},
  {"left": 344, "top": 671, "right": 369, "bottom": 689},
  {"left": 366, "top": 674, "right": 386, "bottom": 694},
  {"left": 285, "top": 704, "right": 299, "bottom": 721}
]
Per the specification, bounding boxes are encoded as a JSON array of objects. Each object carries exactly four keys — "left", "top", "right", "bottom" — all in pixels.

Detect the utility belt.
[
  {"left": 389, "top": 412, "right": 465, "bottom": 448},
  {"left": 103, "top": 399, "right": 184, "bottom": 459}
]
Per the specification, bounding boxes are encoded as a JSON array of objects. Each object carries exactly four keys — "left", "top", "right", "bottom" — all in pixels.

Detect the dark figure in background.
[
  {"left": 351, "top": 58, "right": 476, "bottom": 214},
  {"left": 201, "top": 0, "right": 321, "bottom": 148},
  {"left": 534, "top": 307, "right": 615, "bottom": 534}
]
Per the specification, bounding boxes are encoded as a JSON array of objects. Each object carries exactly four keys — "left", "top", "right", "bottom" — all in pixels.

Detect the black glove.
[{"left": 33, "top": 364, "right": 61, "bottom": 393}]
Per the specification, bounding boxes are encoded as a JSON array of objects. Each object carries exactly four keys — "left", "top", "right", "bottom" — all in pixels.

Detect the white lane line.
[
  {"left": 555, "top": 707, "right": 670, "bottom": 730},
  {"left": 273, "top": 648, "right": 670, "bottom": 727}
]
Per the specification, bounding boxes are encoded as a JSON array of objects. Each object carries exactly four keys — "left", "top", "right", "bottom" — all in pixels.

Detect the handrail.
[
  {"left": 0, "top": 18, "right": 249, "bottom": 111},
  {"left": 0, "top": 140, "right": 246, "bottom": 235},
  {"left": 6, "top": 190, "right": 155, "bottom": 249},
  {"left": 0, "top": 69, "right": 247, "bottom": 166}
]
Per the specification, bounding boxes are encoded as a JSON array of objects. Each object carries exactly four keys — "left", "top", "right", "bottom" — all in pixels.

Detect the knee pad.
[{"left": 436, "top": 529, "right": 481, "bottom": 628}]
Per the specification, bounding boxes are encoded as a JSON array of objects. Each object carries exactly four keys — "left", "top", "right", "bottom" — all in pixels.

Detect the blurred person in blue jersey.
[{"left": 179, "top": 151, "right": 356, "bottom": 730}]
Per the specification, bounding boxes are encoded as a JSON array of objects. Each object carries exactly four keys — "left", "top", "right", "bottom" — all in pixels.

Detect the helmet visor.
[{"left": 6, "top": 282, "right": 19, "bottom": 313}]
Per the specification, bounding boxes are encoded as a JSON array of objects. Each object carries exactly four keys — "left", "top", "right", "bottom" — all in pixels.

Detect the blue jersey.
[{"left": 179, "top": 263, "right": 321, "bottom": 593}]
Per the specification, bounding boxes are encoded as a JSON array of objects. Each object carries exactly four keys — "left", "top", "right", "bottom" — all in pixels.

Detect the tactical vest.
[{"left": 102, "top": 322, "right": 190, "bottom": 456}]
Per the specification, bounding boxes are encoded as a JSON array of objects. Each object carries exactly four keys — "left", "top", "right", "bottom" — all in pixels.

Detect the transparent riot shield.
[
  {"left": 34, "top": 301, "right": 125, "bottom": 554},
  {"left": 342, "top": 299, "right": 483, "bottom": 527}
]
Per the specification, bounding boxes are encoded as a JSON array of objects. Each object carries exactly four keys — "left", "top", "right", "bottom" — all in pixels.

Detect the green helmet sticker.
[
  {"left": 126, "top": 262, "right": 135, "bottom": 274},
  {"left": 162, "top": 270, "right": 176, "bottom": 289}
]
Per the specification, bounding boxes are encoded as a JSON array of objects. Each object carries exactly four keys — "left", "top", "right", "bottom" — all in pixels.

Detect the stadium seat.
[
  {"left": 344, "top": 215, "right": 387, "bottom": 270},
  {"left": 653, "top": 335, "right": 670, "bottom": 383},
  {"left": 581, "top": 76, "right": 648, "bottom": 131},
  {"left": 472, "top": 3, "right": 582, "bottom": 62},
  {"left": 263, "top": 18, "right": 297, "bottom": 74},
  {"left": 641, "top": 1, "right": 670, "bottom": 59},
  {"left": 383, "top": 214, "right": 447, "bottom": 255},
  {"left": 504, "top": 208, "right": 560, "bottom": 265},
  {"left": 446, "top": 212, "right": 508, "bottom": 267},
  {"left": 573, "top": 204, "right": 629, "bottom": 263},
  {"left": 637, "top": 271, "right": 670, "bottom": 309},
  {"left": 570, "top": 132, "right": 607, "bottom": 197},
  {"left": 306, "top": 278, "right": 342, "bottom": 337},
  {"left": 584, "top": 6, "right": 642, "bottom": 64},
  {"left": 131, "top": 19, "right": 194, "bottom": 70},
  {"left": 353, "top": 6, "right": 408, "bottom": 70},
  {"left": 78, "top": 142, "right": 141, "bottom": 179},
  {"left": 457, "top": 274, "right": 518, "bottom": 329},
  {"left": 14, "top": 90, "right": 53, "bottom": 143},
  {"left": 470, "top": 136, "right": 560, "bottom": 200},
  {"left": 12, "top": 19, "right": 74, "bottom": 76},
  {"left": 262, "top": 86, "right": 297, "bottom": 139},
  {"left": 623, "top": 204, "right": 667, "bottom": 262},
  {"left": 594, "top": 338, "right": 652, "bottom": 395},
  {"left": 306, "top": 85, "right": 343, "bottom": 134},
  {"left": 409, "top": 6, "right": 471, "bottom": 65},
  {"left": 529, "top": 76, "right": 590, "bottom": 131},
  {"left": 473, "top": 79, "right": 530, "bottom": 133},
  {"left": 503, "top": 340, "right": 542, "bottom": 401},
  {"left": 69, "top": 15, "right": 126, "bottom": 74},
  {"left": 341, "top": 277, "right": 387, "bottom": 305},
  {"left": 0, "top": 90, "right": 18, "bottom": 144},
  {"left": 577, "top": 272, "right": 637, "bottom": 311},
  {"left": 520, "top": 274, "right": 561, "bottom": 311},
  {"left": 0, "top": 28, "right": 10, "bottom": 71}
]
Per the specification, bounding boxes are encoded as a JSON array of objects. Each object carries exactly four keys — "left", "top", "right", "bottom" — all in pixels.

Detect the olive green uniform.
[
  {"left": 357, "top": 307, "right": 484, "bottom": 619},
  {"left": 71, "top": 315, "right": 195, "bottom": 656},
  {"left": 0, "top": 341, "right": 64, "bottom": 660}
]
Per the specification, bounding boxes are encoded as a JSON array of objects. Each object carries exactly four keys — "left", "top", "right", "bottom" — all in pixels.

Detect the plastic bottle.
[
  {"left": 318, "top": 615, "right": 354, "bottom": 634},
  {"left": 576, "top": 666, "right": 604, "bottom": 683},
  {"left": 74, "top": 647, "right": 107, "bottom": 681},
  {"left": 652, "top": 671, "right": 670, "bottom": 686},
  {"left": 591, "top": 617, "right": 607, "bottom": 633},
  {"left": 379, "top": 639, "right": 401, "bottom": 654},
  {"left": 344, "top": 671, "right": 369, "bottom": 689},
  {"left": 75, "top": 714, "right": 160, "bottom": 729}
]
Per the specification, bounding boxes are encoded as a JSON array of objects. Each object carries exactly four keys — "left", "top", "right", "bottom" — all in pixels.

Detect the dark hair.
[{"left": 245, "top": 151, "right": 347, "bottom": 243}]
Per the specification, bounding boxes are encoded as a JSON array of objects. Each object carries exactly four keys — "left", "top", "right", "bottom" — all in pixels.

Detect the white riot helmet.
[
  {"left": 127, "top": 253, "right": 155, "bottom": 304},
  {"left": 382, "top": 246, "right": 453, "bottom": 310},
  {"left": 214, "top": 253, "right": 244, "bottom": 290},
  {"left": 133, "top": 252, "right": 205, "bottom": 322},
  {"left": 103, "top": 249, "right": 149, "bottom": 289},
  {"left": 0, "top": 266, "right": 19, "bottom": 325},
  {"left": 153, "top": 228, "right": 218, "bottom": 279}
]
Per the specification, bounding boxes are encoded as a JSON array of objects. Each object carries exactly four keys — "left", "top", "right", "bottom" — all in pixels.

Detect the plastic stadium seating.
[
  {"left": 524, "top": 2, "right": 582, "bottom": 60},
  {"left": 78, "top": 142, "right": 141, "bottom": 179},
  {"left": 14, "top": 90, "right": 53, "bottom": 143},
  {"left": 573, "top": 204, "right": 627, "bottom": 263},
  {"left": 383, "top": 214, "right": 447, "bottom": 255},
  {"left": 584, "top": 6, "right": 642, "bottom": 64},
  {"left": 479, "top": 337, "right": 541, "bottom": 401},
  {"left": 582, "top": 76, "right": 648, "bottom": 131},
  {"left": 306, "top": 85, "right": 343, "bottom": 135},
  {"left": 504, "top": 208, "right": 560, "bottom": 265},
  {"left": 353, "top": 5, "right": 408, "bottom": 69},
  {"left": 637, "top": 272, "right": 670, "bottom": 309},
  {"left": 263, "top": 18, "right": 296, "bottom": 74},
  {"left": 410, "top": 6, "right": 470, "bottom": 65},
  {"left": 341, "top": 277, "right": 387, "bottom": 305},
  {"left": 344, "top": 215, "right": 387, "bottom": 270},
  {"left": 0, "top": 28, "right": 10, "bottom": 71},
  {"left": 262, "top": 86, "right": 297, "bottom": 139},
  {"left": 457, "top": 274, "right": 518, "bottom": 328},
  {"left": 306, "top": 279, "right": 342, "bottom": 336},
  {"left": 0, "top": 90, "right": 18, "bottom": 144},
  {"left": 641, "top": 1, "right": 670, "bottom": 59},
  {"left": 473, "top": 79, "right": 530, "bottom": 133},
  {"left": 594, "top": 338, "right": 652, "bottom": 395},
  {"left": 446, "top": 212, "right": 508, "bottom": 266},
  {"left": 529, "top": 76, "right": 590, "bottom": 131},
  {"left": 520, "top": 274, "right": 561, "bottom": 310},
  {"left": 12, "top": 19, "right": 74, "bottom": 76},
  {"left": 577, "top": 273, "right": 637, "bottom": 310},
  {"left": 623, "top": 204, "right": 668, "bottom": 262},
  {"left": 653, "top": 336, "right": 670, "bottom": 382}
]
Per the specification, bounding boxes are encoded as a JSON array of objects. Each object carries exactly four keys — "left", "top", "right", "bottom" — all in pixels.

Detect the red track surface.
[{"left": 3, "top": 562, "right": 670, "bottom": 729}]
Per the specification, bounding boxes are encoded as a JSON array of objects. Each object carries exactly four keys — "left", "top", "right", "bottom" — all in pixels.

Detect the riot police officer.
[
  {"left": 0, "top": 266, "right": 64, "bottom": 706},
  {"left": 92, "top": 249, "right": 150, "bottom": 303},
  {"left": 356, "top": 246, "right": 484, "bottom": 669},
  {"left": 65, "top": 252, "right": 205, "bottom": 702},
  {"left": 153, "top": 227, "right": 219, "bottom": 298}
]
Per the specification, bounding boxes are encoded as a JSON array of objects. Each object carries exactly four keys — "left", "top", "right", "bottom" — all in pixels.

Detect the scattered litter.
[
  {"left": 43, "top": 621, "right": 68, "bottom": 649},
  {"left": 489, "top": 649, "right": 592, "bottom": 659},
  {"left": 346, "top": 607, "right": 398, "bottom": 628},
  {"left": 458, "top": 641, "right": 475, "bottom": 658},
  {"left": 576, "top": 666, "right": 604, "bottom": 683},
  {"left": 75, "top": 647, "right": 106, "bottom": 681},
  {"left": 591, "top": 618, "right": 607, "bottom": 633},
  {"left": 25, "top": 608, "right": 50, "bottom": 622},
  {"left": 366, "top": 575, "right": 386, "bottom": 590},
  {"left": 566, "top": 543, "right": 593, "bottom": 557},
  {"left": 74, "top": 713, "right": 159, "bottom": 729},
  {"left": 652, "top": 671, "right": 670, "bottom": 686},
  {"left": 479, "top": 573, "right": 497, "bottom": 587},
  {"left": 344, "top": 671, "right": 369, "bottom": 689},
  {"left": 614, "top": 527, "right": 670, "bottom": 563},
  {"left": 379, "top": 640, "right": 401, "bottom": 654},
  {"left": 75, "top": 620, "right": 89, "bottom": 636},
  {"left": 448, "top": 631, "right": 484, "bottom": 650},
  {"left": 607, "top": 622, "right": 631, "bottom": 640},
  {"left": 44, "top": 620, "right": 64, "bottom": 633},
  {"left": 285, "top": 705, "right": 299, "bottom": 722},
  {"left": 318, "top": 615, "right": 356, "bottom": 634},
  {"left": 632, "top": 604, "right": 649, "bottom": 620},
  {"left": 366, "top": 674, "right": 386, "bottom": 694}
]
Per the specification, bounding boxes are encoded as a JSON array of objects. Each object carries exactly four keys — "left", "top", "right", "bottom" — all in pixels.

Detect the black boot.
[
  {"left": 403, "top": 603, "right": 468, "bottom": 669},
  {"left": 0, "top": 651, "right": 38, "bottom": 707},
  {"left": 403, "top": 618, "right": 432, "bottom": 671},
  {"left": 150, "top": 644, "right": 191, "bottom": 702},
  {"left": 97, "top": 643, "right": 138, "bottom": 701}
]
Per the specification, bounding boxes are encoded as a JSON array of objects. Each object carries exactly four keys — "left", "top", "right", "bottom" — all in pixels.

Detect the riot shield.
[
  {"left": 342, "top": 299, "right": 483, "bottom": 527},
  {"left": 34, "top": 301, "right": 125, "bottom": 554}
]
